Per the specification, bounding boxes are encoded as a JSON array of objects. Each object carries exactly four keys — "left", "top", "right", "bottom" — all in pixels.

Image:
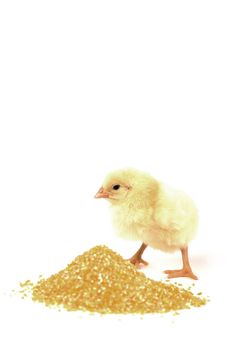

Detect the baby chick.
[{"left": 95, "top": 168, "right": 198, "bottom": 280}]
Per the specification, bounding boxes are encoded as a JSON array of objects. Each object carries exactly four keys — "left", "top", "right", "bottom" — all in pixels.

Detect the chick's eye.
[{"left": 112, "top": 184, "right": 120, "bottom": 190}]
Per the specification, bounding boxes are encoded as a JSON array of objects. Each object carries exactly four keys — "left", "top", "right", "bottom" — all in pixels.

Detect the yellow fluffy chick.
[{"left": 95, "top": 168, "right": 198, "bottom": 279}]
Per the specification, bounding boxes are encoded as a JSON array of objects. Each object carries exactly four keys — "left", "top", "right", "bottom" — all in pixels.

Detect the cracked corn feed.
[{"left": 23, "top": 245, "right": 206, "bottom": 314}]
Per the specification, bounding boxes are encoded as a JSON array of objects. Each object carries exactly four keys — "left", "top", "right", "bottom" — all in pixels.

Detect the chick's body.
[
  {"left": 111, "top": 181, "right": 198, "bottom": 253},
  {"left": 95, "top": 168, "right": 199, "bottom": 279}
]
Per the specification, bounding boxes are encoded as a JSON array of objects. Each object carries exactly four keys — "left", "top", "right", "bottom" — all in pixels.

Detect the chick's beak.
[{"left": 94, "top": 186, "right": 109, "bottom": 199}]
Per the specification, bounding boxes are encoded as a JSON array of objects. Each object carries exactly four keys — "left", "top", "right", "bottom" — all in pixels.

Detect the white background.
[{"left": 0, "top": 1, "right": 233, "bottom": 349}]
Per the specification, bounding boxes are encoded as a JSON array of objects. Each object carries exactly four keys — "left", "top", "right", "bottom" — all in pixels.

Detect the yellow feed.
[{"left": 20, "top": 245, "right": 206, "bottom": 314}]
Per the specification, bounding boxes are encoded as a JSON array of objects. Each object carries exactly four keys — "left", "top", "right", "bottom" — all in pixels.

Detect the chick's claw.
[
  {"left": 164, "top": 269, "right": 182, "bottom": 274},
  {"left": 127, "top": 242, "right": 148, "bottom": 268},
  {"left": 164, "top": 269, "right": 198, "bottom": 280},
  {"left": 128, "top": 256, "right": 149, "bottom": 268},
  {"left": 129, "top": 257, "right": 149, "bottom": 267}
]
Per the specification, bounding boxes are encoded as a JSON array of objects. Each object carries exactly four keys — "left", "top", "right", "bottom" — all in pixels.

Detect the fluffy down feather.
[{"left": 100, "top": 168, "right": 198, "bottom": 253}]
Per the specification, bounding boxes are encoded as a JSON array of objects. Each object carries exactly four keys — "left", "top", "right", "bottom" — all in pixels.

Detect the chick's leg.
[
  {"left": 164, "top": 247, "right": 198, "bottom": 280},
  {"left": 128, "top": 243, "right": 148, "bottom": 267}
]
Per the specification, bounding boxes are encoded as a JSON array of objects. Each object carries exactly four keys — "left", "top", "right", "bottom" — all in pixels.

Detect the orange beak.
[{"left": 94, "top": 186, "right": 109, "bottom": 199}]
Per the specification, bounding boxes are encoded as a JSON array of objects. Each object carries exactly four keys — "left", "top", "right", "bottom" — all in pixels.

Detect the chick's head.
[{"left": 95, "top": 168, "right": 159, "bottom": 207}]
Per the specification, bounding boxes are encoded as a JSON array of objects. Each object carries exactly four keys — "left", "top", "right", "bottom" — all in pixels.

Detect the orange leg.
[
  {"left": 164, "top": 246, "right": 198, "bottom": 280},
  {"left": 128, "top": 243, "right": 148, "bottom": 267}
]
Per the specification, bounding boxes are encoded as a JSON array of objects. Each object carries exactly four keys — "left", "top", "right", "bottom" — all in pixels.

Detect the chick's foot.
[
  {"left": 164, "top": 269, "right": 198, "bottom": 280},
  {"left": 128, "top": 256, "right": 149, "bottom": 268},
  {"left": 128, "top": 243, "right": 148, "bottom": 268}
]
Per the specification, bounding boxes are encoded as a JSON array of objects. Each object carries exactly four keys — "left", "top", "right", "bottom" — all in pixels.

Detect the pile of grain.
[{"left": 21, "top": 245, "right": 206, "bottom": 314}]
